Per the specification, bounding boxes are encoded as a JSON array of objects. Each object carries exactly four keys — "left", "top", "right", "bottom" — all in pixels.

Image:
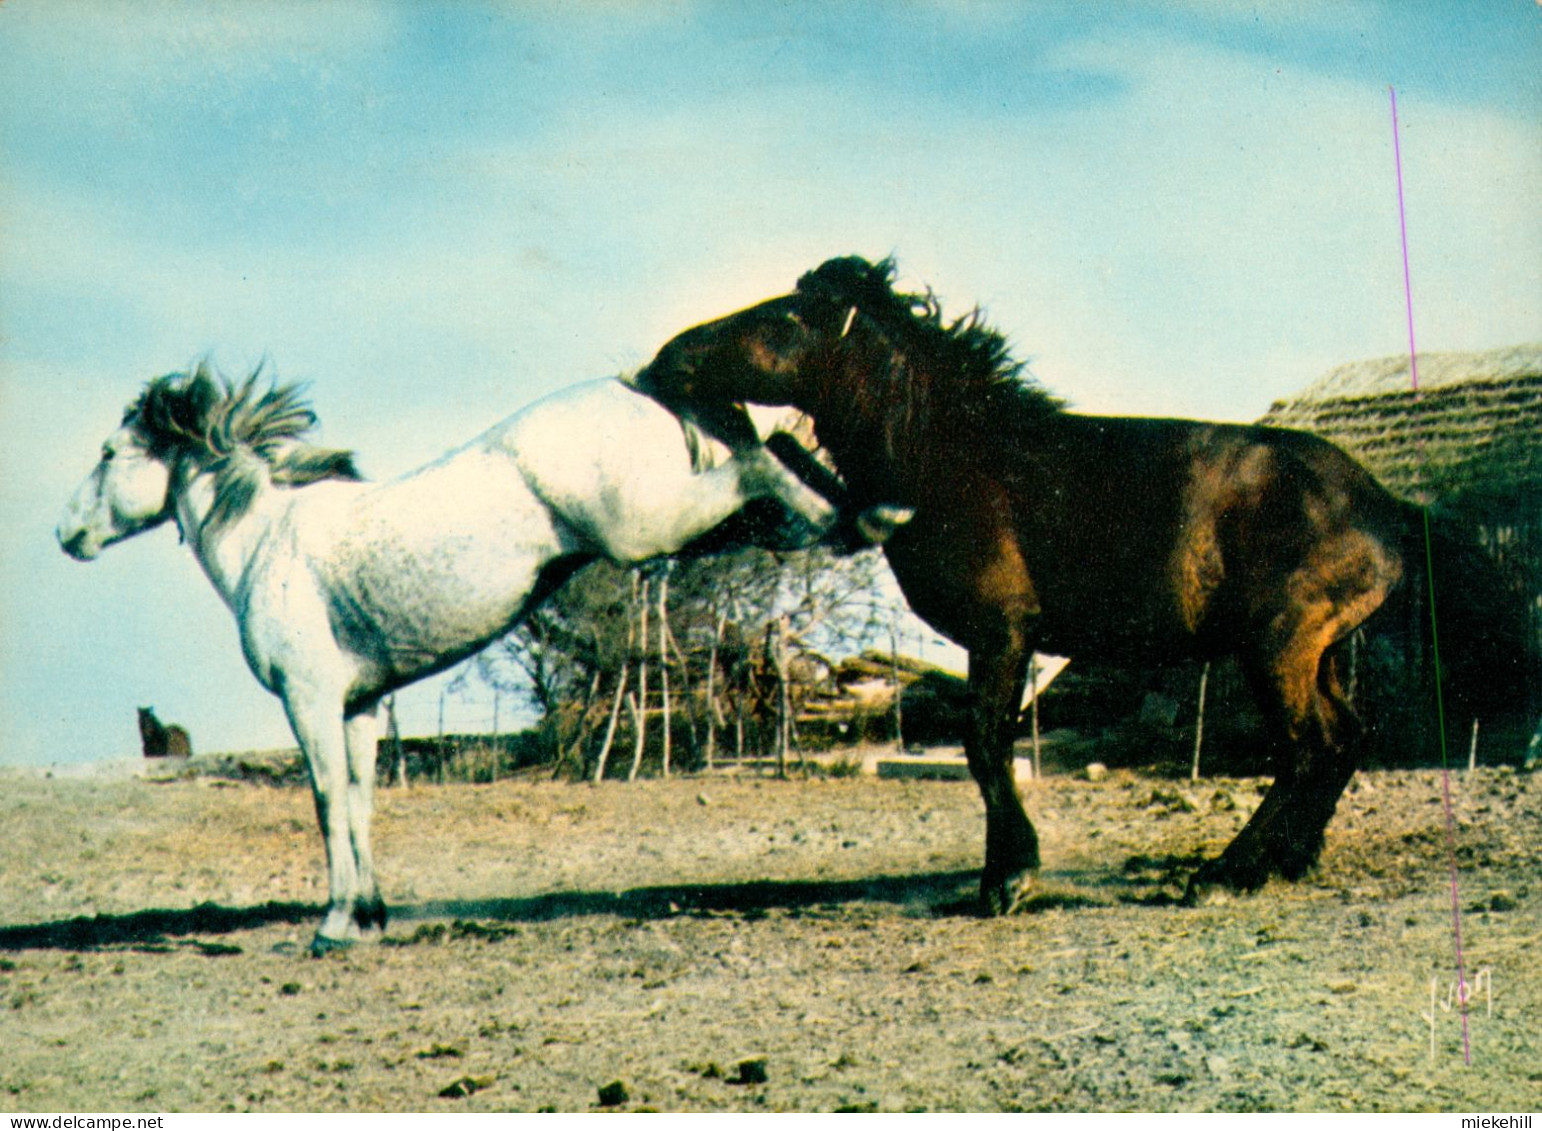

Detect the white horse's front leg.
[
  {"left": 283, "top": 688, "right": 380, "bottom": 955},
  {"left": 761, "top": 433, "right": 912, "bottom": 548},
  {"left": 344, "top": 705, "right": 386, "bottom": 935},
  {"left": 737, "top": 447, "right": 838, "bottom": 536}
]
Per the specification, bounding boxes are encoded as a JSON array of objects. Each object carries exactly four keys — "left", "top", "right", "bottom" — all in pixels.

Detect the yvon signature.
[{"left": 1423, "top": 969, "right": 1493, "bottom": 1060}]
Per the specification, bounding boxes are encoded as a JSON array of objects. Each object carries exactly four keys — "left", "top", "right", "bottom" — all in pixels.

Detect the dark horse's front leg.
[{"left": 967, "top": 634, "right": 1040, "bottom": 915}]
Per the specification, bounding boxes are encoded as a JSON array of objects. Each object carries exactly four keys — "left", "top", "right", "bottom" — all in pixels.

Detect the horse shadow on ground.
[
  {"left": 0, "top": 870, "right": 983, "bottom": 954},
  {"left": 400, "top": 868, "right": 986, "bottom": 928},
  {"left": 0, "top": 900, "right": 318, "bottom": 954},
  {"left": 0, "top": 859, "right": 1208, "bottom": 953}
]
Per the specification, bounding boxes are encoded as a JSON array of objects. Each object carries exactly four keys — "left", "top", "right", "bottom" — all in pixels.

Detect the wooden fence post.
[
  {"left": 625, "top": 691, "right": 645, "bottom": 782},
  {"left": 773, "top": 617, "right": 791, "bottom": 777},
  {"left": 1028, "top": 653, "right": 1041, "bottom": 781},
  {"left": 593, "top": 664, "right": 628, "bottom": 784},
  {"left": 1190, "top": 662, "right": 1211, "bottom": 782},
  {"left": 628, "top": 573, "right": 650, "bottom": 783},
  {"left": 387, "top": 695, "right": 405, "bottom": 788},
  {"left": 490, "top": 689, "right": 501, "bottom": 784},
  {"left": 705, "top": 607, "right": 725, "bottom": 770},
  {"left": 657, "top": 572, "right": 672, "bottom": 779},
  {"left": 437, "top": 689, "right": 447, "bottom": 785}
]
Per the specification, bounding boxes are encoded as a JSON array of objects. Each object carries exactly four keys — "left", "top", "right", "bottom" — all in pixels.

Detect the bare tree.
[{"left": 474, "top": 542, "right": 898, "bottom": 780}]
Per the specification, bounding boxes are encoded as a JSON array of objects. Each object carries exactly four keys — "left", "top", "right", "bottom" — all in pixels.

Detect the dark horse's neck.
[{"left": 799, "top": 330, "right": 1061, "bottom": 508}]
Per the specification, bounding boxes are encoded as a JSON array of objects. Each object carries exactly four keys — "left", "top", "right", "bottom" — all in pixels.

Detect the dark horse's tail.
[{"left": 1359, "top": 505, "right": 1539, "bottom": 765}]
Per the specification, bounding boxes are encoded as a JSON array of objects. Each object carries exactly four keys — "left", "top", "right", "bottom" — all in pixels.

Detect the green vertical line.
[
  {"left": 1424, "top": 504, "right": 1473, "bottom": 1065},
  {"left": 1421, "top": 508, "right": 1450, "bottom": 769}
]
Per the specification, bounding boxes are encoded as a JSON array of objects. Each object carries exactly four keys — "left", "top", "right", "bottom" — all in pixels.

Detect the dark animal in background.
[
  {"left": 137, "top": 707, "right": 192, "bottom": 759},
  {"left": 638, "top": 255, "right": 1534, "bottom": 913}
]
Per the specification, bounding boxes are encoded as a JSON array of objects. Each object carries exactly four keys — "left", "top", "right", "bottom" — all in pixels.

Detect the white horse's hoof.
[
  {"left": 310, "top": 933, "right": 355, "bottom": 958},
  {"left": 312, "top": 898, "right": 387, "bottom": 956},
  {"left": 856, "top": 504, "right": 914, "bottom": 545},
  {"left": 310, "top": 925, "right": 384, "bottom": 957},
  {"left": 311, "top": 926, "right": 384, "bottom": 957}
]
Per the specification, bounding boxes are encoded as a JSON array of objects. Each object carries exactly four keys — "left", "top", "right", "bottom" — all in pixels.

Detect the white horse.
[{"left": 57, "top": 362, "right": 903, "bottom": 954}]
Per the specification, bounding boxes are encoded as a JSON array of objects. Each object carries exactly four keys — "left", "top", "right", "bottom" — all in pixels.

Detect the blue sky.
[{"left": 2, "top": 1, "right": 1538, "bottom": 765}]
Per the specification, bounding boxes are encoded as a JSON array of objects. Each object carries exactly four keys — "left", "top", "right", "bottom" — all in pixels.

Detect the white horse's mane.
[{"left": 128, "top": 361, "right": 362, "bottom": 530}]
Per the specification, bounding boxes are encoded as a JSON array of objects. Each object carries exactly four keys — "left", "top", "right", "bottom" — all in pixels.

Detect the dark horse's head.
[
  {"left": 637, "top": 255, "right": 1058, "bottom": 492},
  {"left": 641, "top": 256, "right": 944, "bottom": 412}
]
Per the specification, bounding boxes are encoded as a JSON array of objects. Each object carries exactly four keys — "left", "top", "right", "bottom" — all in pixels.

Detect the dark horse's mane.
[
  {"left": 795, "top": 257, "right": 1063, "bottom": 457},
  {"left": 127, "top": 361, "right": 362, "bottom": 531}
]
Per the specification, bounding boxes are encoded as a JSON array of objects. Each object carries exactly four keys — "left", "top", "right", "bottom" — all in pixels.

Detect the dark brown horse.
[
  {"left": 138, "top": 707, "right": 193, "bottom": 759},
  {"left": 638, "top": 255, "right": 1532, "bottom": 912}
]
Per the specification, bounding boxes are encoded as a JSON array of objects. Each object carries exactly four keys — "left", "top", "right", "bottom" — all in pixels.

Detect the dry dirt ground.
[{"left": 1, "top": 759, "right": 1537, "bottom": 1113}]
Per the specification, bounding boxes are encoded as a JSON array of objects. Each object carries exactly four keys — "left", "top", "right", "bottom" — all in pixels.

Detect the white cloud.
[{"left": 4, "top": 0, "right": 401, "bottom": 78}]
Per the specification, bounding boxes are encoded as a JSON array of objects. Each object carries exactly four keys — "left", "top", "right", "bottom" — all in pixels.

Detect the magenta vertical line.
[
  {"left": 1426, "top": 512, "right": 1473, "bottom": 1067},
  {"left": 1389, "top": 87, "right": 1420, "bottom": 392},
  {"left": 1392, "top": 84, "right": 1470, "bottom": 1065},
  {"left": 1440, "top": 750, "right": 1473, "bottom": 1065}
]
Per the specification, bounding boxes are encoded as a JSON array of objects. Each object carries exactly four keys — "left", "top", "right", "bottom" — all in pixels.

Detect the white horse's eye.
[{"left": 101, "top": 447, "right": 115, "bottom": 463}]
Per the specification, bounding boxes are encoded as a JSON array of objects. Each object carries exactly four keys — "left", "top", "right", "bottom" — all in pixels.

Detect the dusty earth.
[{"left": 1, "top": 757, "right": 1538, "bottom": 1113}]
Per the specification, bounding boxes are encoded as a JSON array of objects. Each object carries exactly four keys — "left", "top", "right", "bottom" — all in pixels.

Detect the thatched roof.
[{"left": 1260, "top": 345, "right": 1542, "bottom": 510}]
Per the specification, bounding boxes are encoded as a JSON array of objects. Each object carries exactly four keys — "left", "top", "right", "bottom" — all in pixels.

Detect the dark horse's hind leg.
[
  {"left": 1187, "top": 589, "right": 1385, "bottom": 903},
  {"left": 1186, "top": 646, "right": 1359, "bottom": 902},
  {"left": 967, "top": 635, "right": 1041, "bottom": 915}
]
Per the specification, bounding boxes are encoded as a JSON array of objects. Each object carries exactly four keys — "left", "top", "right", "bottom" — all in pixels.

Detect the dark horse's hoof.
[
  {"left": 1182, "top": 856, "right": 1270, "bottom": 907},
  {"left": 1184, "top": 829, "right": 1327, "bottom": 905},
  {"left": 1182, "top": 875, "right": 1237, "bottom": 907},
  {"left": 980, "top": 868, "right": 1037, "bottom": 916}
]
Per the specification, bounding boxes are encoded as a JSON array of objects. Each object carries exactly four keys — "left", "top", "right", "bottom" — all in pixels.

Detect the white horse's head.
[
  {"left": 57, "top": 420, "right": 176, "bottom": 561},
  {"left": 57, "top": 363, "right": 362, "bottom": 562}
]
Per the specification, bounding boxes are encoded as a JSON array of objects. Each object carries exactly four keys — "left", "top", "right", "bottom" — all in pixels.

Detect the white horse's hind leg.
[
  {"left": 344, "top": 706, "right": 386, "bottom": 936},
  {"left": 282, "top": 688, "right": 375, "bottom": 955}
]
